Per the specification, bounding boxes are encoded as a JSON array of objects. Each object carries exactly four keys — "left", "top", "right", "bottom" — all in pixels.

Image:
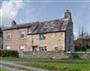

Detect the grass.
[
  {"left": 0, "top": 67, "right": 9, "bottom": 71},
  {"left": 0, "top": 57, "right": 90, "bottom": 71},
  {"left": 22, "top": 60, "right": 90, "bottom": 71},
  {"left": 87, "top": 49, "right": 90, "bottom": 51},
  {"left": 25, "top": 62, "right": 90, "bottom": 71}
]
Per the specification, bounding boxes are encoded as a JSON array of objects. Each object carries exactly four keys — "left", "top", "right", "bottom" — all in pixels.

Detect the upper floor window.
[
  {"left": 6, "top": 32, "right": 11, "bottom": 40},
  {"left": 20, "top": 31, "right": 26, "bottom": 39},
  {"left": 39, "top": 34, "right": 46, "bottom": 40}
]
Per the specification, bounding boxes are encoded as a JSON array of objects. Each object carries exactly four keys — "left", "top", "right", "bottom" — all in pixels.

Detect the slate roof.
[{"left": 2, "top": 18, "right": 69, "bottom": 34}]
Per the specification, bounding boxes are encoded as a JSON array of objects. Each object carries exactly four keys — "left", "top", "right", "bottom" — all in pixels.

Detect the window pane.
[
  {"left": 39, "top": 34, "right": 45, "bottom": 40},
  {"left": 19, "top": 45, "right": 25, "bottom": 51},
  {"left": 39, "top": 46, "right": 47, "bottom": 51},
  {"left": 20, "top": 32, "right": 25, "bottom": 38},
  {"left": 6, "top": 32, "right": 11, "bottom": 40},
  {"left": 7, "top": 46, "right": 11, "bottom": 50}
]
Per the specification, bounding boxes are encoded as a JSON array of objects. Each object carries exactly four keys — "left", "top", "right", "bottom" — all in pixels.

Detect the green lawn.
[
  {"left": 22, "top": 59, "right": 90, "bottom": 71},
  {"left": 0, "top": 57, "right": 90, "bottom": 71},
  {"left": 0, "top": 67, "right": 9, "bottom": 71},
  {"left": 25, "top": 62, "right": 90, "bottom": 71}
]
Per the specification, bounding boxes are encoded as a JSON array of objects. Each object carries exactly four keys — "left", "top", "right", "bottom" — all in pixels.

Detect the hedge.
[
  {"left": 69, "top": 53, "right": 80, "bottom": 59},
  {"left": 0, "top": 50, "right": 19, "bottom": 57}
]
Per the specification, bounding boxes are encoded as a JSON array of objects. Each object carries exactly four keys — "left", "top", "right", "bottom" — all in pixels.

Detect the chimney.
[
  {"left": 11, "top": 20, "right": 16, "bottom": 26},
  {"left": 64, "top": 9, "right": 72, "bottom": 19}
]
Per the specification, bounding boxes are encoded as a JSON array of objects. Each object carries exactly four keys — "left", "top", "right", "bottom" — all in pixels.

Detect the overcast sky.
[{"left": 0, "top": 0, "right": 90, "bottom": 38}]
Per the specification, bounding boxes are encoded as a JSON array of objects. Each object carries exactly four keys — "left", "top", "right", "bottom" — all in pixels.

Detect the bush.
[
  {"left": 81, "top": 46, "right": 87, "bottom": 51},
  {"left": 0, "top": 49, "right": 19, "bottom": 57},
  {"left": 69, "top": 53, "right": 80, "bottom": 59}
]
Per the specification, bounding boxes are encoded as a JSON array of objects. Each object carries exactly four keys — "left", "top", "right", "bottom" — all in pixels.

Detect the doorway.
[{"left": 32, "top": 46, "right": 38, "bottom": 52}]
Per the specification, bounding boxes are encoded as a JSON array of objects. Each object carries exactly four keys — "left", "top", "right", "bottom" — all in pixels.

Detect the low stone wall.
[
  {"left": 67, "top": 52, "right": 90, "bottom": 59},
  {"left": 19, "top": 51, "right": 90, "bottom": 59},
  {"left": 19, "top": 51, "right": 69, "bottom": 59}
]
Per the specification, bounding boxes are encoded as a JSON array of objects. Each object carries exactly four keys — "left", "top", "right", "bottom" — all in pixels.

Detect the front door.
[{"left": 32, "top": 46, "right": 38, "bottom": 52}]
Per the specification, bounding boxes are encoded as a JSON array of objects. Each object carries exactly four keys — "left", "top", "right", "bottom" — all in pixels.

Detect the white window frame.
[
  {"left": 20, "top": 31, "right": 26, "bottom": 39},
  {"left": 6, "top": 32, "right": 11, "bottom": 40},
  {"left": 6, "top": 46, "right": 11, "bottom": 50},
  {"left": 39, "top": 34, "right": 46, "bottom": 40},
  {"left": 39, "top": 46, "right": 47, "bottom": 51},
  {"left": 19, "top": 45, "right": 25, "bottom": 51},
  {"left": 27, "top": 27, "right": 31, "bottom": 33}
]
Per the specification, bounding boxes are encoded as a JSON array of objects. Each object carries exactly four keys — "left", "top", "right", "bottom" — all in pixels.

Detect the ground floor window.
[
  {"left": 6, "top": 45, "right": 11, "bottom": 50},
  {"left": 32, "top": 46, "right": 38, "bottom": 52},
  {"left": 19, "top": 45, "right": 25, "bottom": 51},
  {"left": 39, "top": 46, "right": 47, "bottom": 51}
]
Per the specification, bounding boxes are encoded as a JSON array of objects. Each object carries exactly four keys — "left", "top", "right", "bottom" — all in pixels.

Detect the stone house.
[{"left": 2, "top": 10, "right": 74, "bottom": 52}]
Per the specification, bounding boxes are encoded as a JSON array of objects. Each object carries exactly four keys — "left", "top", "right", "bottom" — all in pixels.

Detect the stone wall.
[
  {"left": 65, "top": 20, "right": 74, "bottom": 52},
  {"left": 3, "top": 28, "right": 65, "bottom": 52},
  {"left": 20, "top": 51, "right": 90, "bottom": 59},
  {"left": 67, "top": 52, "right": 90, "bottom": 59},
  {"left": 3, "top": 28, "right": 32, "bottom": 51},
  {"left": 20, "top": 51, "right": 69, "bottom": 59},
  {"left": 28, "top": 32, "right": 65, "bottom": 51}
]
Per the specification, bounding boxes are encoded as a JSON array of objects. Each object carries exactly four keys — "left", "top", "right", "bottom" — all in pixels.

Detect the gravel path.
[
  {"left": 0, "top": 65, "right": 24, "bottom": 71},
  {"left": 0, "top": 61, "right": 49, "bottom": 71}
]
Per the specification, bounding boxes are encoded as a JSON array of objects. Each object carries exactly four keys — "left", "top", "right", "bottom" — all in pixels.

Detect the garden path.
[{"left": 0, "top": 60, "right": 49, "bottom": 71}]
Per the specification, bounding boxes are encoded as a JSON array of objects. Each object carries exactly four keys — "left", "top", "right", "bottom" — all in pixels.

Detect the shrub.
[
  {"left": 0, "top": 49, "right": 19, "bottom": 57},
  {"left": 81, "top": 46, "right": 87, "bottom": 51},
  {"left": 69, "top": 53, "right": 80, "bottom": 59}
]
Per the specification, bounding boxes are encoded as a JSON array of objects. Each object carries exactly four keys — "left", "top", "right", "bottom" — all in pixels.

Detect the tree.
[{"left": 75, "top": 26, "right": 89, "bottom": 51}]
